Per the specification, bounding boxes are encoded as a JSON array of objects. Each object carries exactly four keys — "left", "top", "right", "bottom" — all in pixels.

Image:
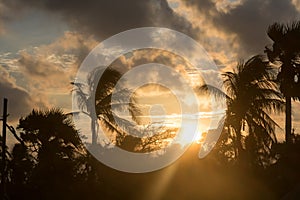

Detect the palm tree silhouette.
[
  {"left": 200, "top": 56, "right": 285, "bottom": 162},
  {"left": 15, "top": 108, "right": 88, "bottom": 199},
  {"left": 265, "top": 21, "right": 300, "bottom": 144},
  {"left": 72, "top": 67, "right": 178, "bottom": 152},
  {"left": 17, "top": 109, "right": 84, "bottom": 157},
  {"left": 72, "top": 67, "right": 141, "bottom": 147}
]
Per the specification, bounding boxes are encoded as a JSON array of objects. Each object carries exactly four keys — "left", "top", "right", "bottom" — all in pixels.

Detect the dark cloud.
[
  {"left": 0, "top": 67, "right": 33, "bottom": 121},
  {"left": 218, "top": 0, "right": 300, "bottom": 56},
  {"left": 0, "top": 0, "right": 16, "bottom": 34},
  {"left": 185, "top": 0, "right": 300, "bottom": 57},
  {"left": 3, "top": 0, "right": 198, "bottom": 40}
]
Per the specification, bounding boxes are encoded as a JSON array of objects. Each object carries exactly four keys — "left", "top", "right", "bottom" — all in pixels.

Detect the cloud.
[
  {"left": 3, "top": 0, "right": 198, "bottom": 40},
  {"left": 17, "top": 31, "right": 96, "bottom": 86},
  {"left": 0, "top": 31, "right": 97, "bottom": 118},
  {"left": 36, "top": 31, "right": 98, "bottom": 64},
  {"left": 183, "top": 0, "right": 300, "bottom": 57},
  {"left": 0, "top": 1, "right": 10, "bottom": 34},
  {"left": 0, "top": 65, "right": 34, "bottom": 121},
  {"left": 15, "top": 31, "right": 97, "bottom": 108},
  {"left": 18, "top": 51, "right": 71, "bottom": 87},
  {"left": 292, "top": 0, "right": 300, "bottom": 12}
]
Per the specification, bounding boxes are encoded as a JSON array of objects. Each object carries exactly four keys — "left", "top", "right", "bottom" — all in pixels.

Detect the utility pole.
[
  {"left": 1, "top": 98, "right": 8, "bottom": 200},
  {"left": 286, "top": 94, "right": 292, "bottom": 145}
]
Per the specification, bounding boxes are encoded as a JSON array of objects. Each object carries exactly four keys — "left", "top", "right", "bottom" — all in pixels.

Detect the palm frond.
[
  {"left": 252, "top": 98, "right": 285, "bottom": 114},
  {"left": 222, "top": 72, "right": 238, "bottom": 98},
  {"left": 198, "top": 84, "right": 232, "bottom": 103},
  {"left": 267, "top": 22, "right": 285, "bottom": 42}
]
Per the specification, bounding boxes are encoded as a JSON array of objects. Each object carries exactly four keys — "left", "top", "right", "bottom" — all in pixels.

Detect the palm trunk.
[
  {"left": 88, "top": 99, "right": 98, "bottom": 146},
  {"left": 91, "top": 118, "right": 97, "bottom": 146},
  {"left": 236, "top": 130, "right": 243, "bottom": 158},
  {"left": 232, "top": 121, "right": 243, "bottom": 159},
  {"left": 285, "top": 95, "right": 292, "bottom": 145}
]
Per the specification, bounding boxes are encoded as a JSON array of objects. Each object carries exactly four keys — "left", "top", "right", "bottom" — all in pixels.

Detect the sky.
[{"left": 1, "top": 0, "right": 300, "bottom": 145}]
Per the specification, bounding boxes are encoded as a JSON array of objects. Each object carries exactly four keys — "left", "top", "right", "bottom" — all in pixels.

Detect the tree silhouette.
[
  {"left": 265, "top": 21, "right": 300, "bottom": 144},
  {"left": 200, "top": 55, "right": 285, "bottom": 165},
  {"left": 8, "top": 143, "right": 34, "bottom": 199},
  {"left": 72, "top": 67, "right": 176, "bottom": 153},
  {"left": 15, "top": 108, "right": 87, "bottom": 199},
  {"left": 0, "top": 135, "right": 10, "bottom": 199},
  {"left": 72, "top": 67, "right": 141, "bottom": 147}
]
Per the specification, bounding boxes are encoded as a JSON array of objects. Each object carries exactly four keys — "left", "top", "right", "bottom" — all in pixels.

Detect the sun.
[{"left": 131, "top": 83, "right": 209, "bottom": 148}]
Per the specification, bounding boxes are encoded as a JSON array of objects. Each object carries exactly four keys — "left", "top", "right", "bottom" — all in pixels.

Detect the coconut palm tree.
[
  {"left": 72, "top": 67, "right": 141, "bottom": 147},
  {"left": 265, "top": 21, "right": 300, "bottom": 144},
  {"left": 200, "top": 55, "right": 285, "bottom": 164},
  {"left": 72, "top": 67, "right": 178, "bottom": 152}
]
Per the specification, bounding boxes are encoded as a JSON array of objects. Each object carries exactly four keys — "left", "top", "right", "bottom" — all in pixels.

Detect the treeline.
[{"left": 1, "top": 108, "right": 300, "bottom": 200}]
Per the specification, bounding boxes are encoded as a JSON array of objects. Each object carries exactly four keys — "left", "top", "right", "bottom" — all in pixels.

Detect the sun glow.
[{"left": 133, "top": 84, "right": 209, "bottom": 147}]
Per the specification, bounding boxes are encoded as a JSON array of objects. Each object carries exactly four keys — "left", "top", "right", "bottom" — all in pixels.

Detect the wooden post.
[
  {"left": 286, "top": 95, "right": 292, "bottom": 144},
  {"left": 1, "top": 98, "right": 8, "bottom": 200}
]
